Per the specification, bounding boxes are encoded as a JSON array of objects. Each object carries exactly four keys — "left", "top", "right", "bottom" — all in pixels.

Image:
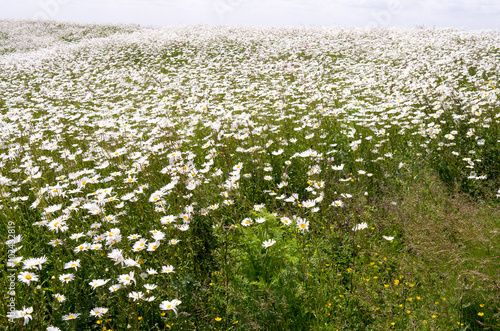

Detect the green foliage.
[{"left": 1, "top": 22, "right": 500, "bottom": 331}]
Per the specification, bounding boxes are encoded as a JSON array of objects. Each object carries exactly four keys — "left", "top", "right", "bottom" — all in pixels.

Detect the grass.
[{"left": 0, "top": 20, "right": 499, "bottom": 330}]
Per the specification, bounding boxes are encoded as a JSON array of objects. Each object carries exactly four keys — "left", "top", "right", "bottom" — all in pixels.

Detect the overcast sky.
[{"left": 1, "top": 0, "right": 498, "bottom": 30}]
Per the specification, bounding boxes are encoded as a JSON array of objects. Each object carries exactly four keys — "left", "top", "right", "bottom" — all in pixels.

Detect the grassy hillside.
[
  {"left": 0, "top": 20, "right": 499, "bottom": 330},
  {"left": 0, "top": 20, "right": 142, "bottom": 55}
]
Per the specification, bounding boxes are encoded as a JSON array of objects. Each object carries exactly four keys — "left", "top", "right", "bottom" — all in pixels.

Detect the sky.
[{"left": 0, "top": 0, "right": 498, "bottom": 30}]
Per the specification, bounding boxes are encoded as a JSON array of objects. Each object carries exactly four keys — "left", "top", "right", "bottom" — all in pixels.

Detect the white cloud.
[{"left": 0, "top": 0, "right": 498, "bottom": 29}]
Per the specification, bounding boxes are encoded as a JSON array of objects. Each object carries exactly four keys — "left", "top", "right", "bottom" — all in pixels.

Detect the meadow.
[{"left": 1, "top": 20, "right": 499, "bottom": 330}]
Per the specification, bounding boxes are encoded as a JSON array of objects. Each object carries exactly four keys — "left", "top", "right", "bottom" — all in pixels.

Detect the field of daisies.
[{"left": 1, "top": 20, "right": 500, "bottom": 330}]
